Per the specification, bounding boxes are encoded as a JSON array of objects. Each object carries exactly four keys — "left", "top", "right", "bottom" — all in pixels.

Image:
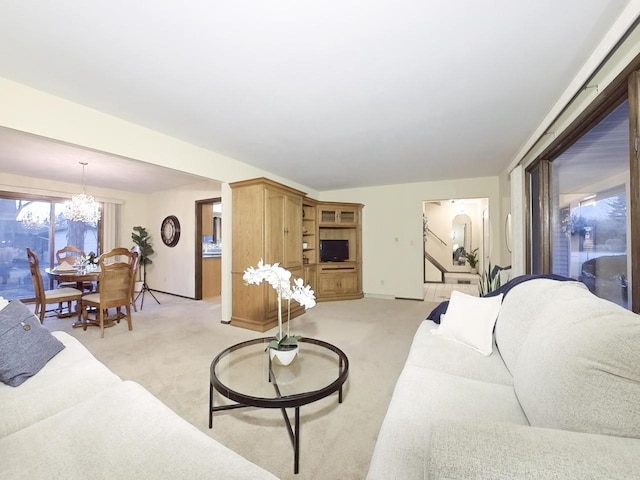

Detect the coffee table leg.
[
  {"left": 209, "top": 382, "right": 213, "bottom": 428},
  {"left": 339, "top": 356, "right": 344, "bottom": 403},
  {"left": 294, "top": 407, "right": 300, "bottom": 474}
]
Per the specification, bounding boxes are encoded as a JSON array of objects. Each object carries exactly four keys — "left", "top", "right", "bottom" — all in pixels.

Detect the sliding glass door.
[
  {"left": 0, "top": 194, "right": 99, "bottom": 301},
  {"left": 551, "top": 100, "right": 629, "bottom": 308},
  {"left": 527, "top": 87, "right": 636, "bottom": 310}
]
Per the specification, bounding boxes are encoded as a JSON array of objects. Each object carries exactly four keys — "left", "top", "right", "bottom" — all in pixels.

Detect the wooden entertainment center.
[{"left": 230, "top": 177, "right": 363, "bottom": 332}]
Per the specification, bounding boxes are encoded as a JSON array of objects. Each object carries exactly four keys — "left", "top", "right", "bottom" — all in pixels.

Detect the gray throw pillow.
[{"left": 0, "top": 300, "right": 65, "bottom": 387}]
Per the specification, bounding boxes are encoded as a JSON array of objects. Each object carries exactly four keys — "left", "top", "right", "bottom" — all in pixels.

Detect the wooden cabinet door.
[
  {"left": 317, "top": 273, "right": 340, "bottom": 297},
  {"left": 336, "top": 208, "right": 358, "bottom": 225},
  {"left": 303, "top": 264, "right": 317, "bottom": 292},
  {"left": 317, "top": 272, "right": 356, "bottom": 295},
  {"left": 318, "top": 205, "right": 359, "bottom": 226},
  {"left": 265, "top": 188, "right": 286, "bottom": 265},
  {"left": 318, "top": 207, "right": 338, "bottom": 225},
  {"left": 265, "top": 188, "right": 303, "bottom": 268},
  {"left": 337, "top": 272, "right": 358, "bottom": 294},
  {"left": 284, "top": 194, "right": 303, "bottom": 269}
]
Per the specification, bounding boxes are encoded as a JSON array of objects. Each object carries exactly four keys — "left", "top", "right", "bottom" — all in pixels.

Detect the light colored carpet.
[{"left": 41, "top": 294, "right": 438, "bottom": 480}]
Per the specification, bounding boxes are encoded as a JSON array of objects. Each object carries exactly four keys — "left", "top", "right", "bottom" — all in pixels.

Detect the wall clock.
[{"left": 161, "top": 215, "right": 181, "bottom": 247}]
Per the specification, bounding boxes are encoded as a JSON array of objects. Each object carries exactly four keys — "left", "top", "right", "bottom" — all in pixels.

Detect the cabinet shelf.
[{"left": 302, "top": 200, "right": 318, "bottom": 281}]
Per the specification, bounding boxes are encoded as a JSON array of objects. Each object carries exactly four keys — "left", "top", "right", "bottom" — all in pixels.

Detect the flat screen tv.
[{"left": 320, "top": 239, "right": 349, "bottom": 262}]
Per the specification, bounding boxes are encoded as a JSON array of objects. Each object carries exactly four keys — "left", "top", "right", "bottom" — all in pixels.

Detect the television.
[{"left": 320, "top": 239, "right": 349, "bottom": 262}]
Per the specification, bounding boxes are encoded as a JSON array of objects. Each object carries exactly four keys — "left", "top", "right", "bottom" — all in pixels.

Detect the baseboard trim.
[{"left": 364, "top": 293, "right": 396, "bottom": 300}]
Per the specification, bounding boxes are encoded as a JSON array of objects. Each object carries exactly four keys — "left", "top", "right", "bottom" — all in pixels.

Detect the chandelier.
[
  {"left": 63, "top": 162, "right": 101, "bottom": 226},
  {"left": 20, "top": 210, "right": 48, "bottom": 230}
]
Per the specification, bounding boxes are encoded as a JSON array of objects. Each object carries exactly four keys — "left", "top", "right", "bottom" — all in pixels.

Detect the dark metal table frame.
[{"left": 209, "top": 337, "right": 349, "bottom": 474}]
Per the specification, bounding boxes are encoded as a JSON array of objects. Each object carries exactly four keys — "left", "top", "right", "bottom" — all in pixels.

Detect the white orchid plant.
[{"left": 243, "top": 259, "right": 316, "bottom": 351}]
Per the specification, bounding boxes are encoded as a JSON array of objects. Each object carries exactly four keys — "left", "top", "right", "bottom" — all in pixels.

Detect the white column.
[{"left": 510, "top": 166, "right": 526, "bottom": 276}]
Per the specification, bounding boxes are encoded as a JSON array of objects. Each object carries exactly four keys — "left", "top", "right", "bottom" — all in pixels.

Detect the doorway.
[
  {"left": 423, "top": 198, "right": 489, "bottom": 284},
  {"left": 195, "top": 197, "right": 222, "bottom": 300}
]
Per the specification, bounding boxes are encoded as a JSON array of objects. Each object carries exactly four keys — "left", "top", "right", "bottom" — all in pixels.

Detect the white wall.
[
  {"left": 0, "top": 173, "right": 225, "bottom": 298},
  {"left": 0, "top": 78, "right": 319, "bottom": 199},
  {"left": 0, "top": 78, "right": 505, "bottom": 311},
  {"left": 320, "top": 176, "right": 501, "bottom": 300},
  {"left": 146, "top": 180, "right": 221, "bottom": 297},
  {"left": 502, "top": 14, "right": 640, "bottom": 274},
  {"left": 498, "top": 168, "right": 512, "bottom": 266},
  {"left": 0, "top": 171, "right": 147, "bottom": 249},
  {"left": 0, "top": 77, "right": 320, "bottom": 321}
]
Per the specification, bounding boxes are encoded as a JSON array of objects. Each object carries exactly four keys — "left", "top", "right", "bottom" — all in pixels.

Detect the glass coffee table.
[{"left": 209, "top": 337, "right": 349, "bottom": 474}]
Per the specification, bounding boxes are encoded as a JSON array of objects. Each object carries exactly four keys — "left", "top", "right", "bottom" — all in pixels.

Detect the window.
[
  {"left": 551, "top": 101, "right": 629, "bottom": 308},
  {"left": 528, "top": 94, "right": 635, "bottom": 310},
  {"left": 0, "top": 193, "right": 100, "bottom": 301}
]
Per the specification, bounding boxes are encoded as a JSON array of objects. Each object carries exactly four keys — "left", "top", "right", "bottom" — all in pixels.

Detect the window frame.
[
  {"left": 0, "top": 190, "right": 103, "bottom": 301},
  {"left": 525, "top": 53, "right": 640, "bottom": 313}
]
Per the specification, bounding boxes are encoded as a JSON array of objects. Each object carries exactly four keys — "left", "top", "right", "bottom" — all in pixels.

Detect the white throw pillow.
[{"left": 431, "top": 290, "right": 504, "bottom": 356}]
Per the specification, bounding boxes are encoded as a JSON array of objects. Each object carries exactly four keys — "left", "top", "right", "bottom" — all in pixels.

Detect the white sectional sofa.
[
  {"left": 0, "top": 301, "right": 278, "bottom": 480},
  {"left": 366, "top": 278, "right": 640, "bottom": 479}
]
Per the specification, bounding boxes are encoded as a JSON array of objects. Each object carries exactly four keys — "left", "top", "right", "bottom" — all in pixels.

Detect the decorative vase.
[
  {"left": 470, "top": 267, "right": 478, "bottom": 274},
  {"left": 269, "top": 346, "right": 299, "bottom": 366}
]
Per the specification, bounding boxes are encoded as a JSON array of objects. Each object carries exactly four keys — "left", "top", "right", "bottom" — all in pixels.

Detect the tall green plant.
[
  {"left": 478, "top": 262, "right": 501, "bottom": 296},
  {"left": 132, "top": 226, "right": 154, "bottom": 280}
]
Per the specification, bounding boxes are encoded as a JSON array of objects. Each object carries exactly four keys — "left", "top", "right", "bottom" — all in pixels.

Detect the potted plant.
[
  {"left": 243, "top": 259, "right": 316, "bottom": 365},
  {"left": 478, "top": 262, "right": 502, "bottom": 296},
  {"left": 131, "top": 226, "right": 159, "bottom": 305},
  {"left": 463, "top": 247, "right": 479, "bottom": 274}
]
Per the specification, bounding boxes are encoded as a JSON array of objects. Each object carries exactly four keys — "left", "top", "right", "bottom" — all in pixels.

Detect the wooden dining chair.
[
  {"left": 80, "top": 248, "right": 136, "bottom": 338},
  {"left": 26, "top": 248, "right": 83, "bottom": 324},
  {"left": 55, "top": 245, "right": 84, "bottom": 266},
  {"left": 55, "top": 245, "right": 94, "bottom": 292}
]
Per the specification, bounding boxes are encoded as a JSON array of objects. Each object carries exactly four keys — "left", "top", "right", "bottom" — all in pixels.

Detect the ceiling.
[
  {"left": 0, "top": 128, "right": 209, "bottom": 194},
  {"left": 0, "top": 1, "right": 635, "bottom": 193}
]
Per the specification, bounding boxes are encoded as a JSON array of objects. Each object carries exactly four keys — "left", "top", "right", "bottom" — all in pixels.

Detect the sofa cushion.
[
  {"left": 0, "top": 301, "right": 65, "bottom": 387},
  {"left": 0, "top": 331, "right": 121, "bottom": 438},
  {"left": 0, "top": 381, "right": 278, "bottom": 479},
  {"left": 406, "top": 321, "right": 513, "bottom": 386},
  {"left": 495, "top": 279, "right": 586, "bottom": 374},
  {"left": 428, "top": 421, "right": 640, "bottom": 480},
  {"left": 365, "top": 365, "right": 528, "bottom": 480},
  {"left": 431, "top": 290, "right": 503, "bottom": 356},
  {"left": 513, "top": 282, "right": 640, "bottom": 438}
]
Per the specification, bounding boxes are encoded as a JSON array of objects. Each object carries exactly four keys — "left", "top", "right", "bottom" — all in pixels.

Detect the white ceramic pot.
[{"left": 269, "top": 346, "right": 299, "bottom": 366}]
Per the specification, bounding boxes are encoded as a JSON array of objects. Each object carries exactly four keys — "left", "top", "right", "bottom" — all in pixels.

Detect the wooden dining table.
[
  {"left": 45, "top": 267, "right": 100, "bottom": 291},
  {"left": 45, "top": 267, "right": 102, "bottom": 328}
]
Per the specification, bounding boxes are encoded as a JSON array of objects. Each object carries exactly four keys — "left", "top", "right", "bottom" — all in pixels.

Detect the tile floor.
[{"left": 424, "top": 282, "right": 479, "bottom": 302}]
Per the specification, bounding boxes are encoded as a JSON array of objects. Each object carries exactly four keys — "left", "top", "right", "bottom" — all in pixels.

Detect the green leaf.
[
  {"left": 279, "top": 335, "right": 299, "bottom": 346},
  {"left": 266, "top": 334, "right": 300, "bottom": 351}
]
